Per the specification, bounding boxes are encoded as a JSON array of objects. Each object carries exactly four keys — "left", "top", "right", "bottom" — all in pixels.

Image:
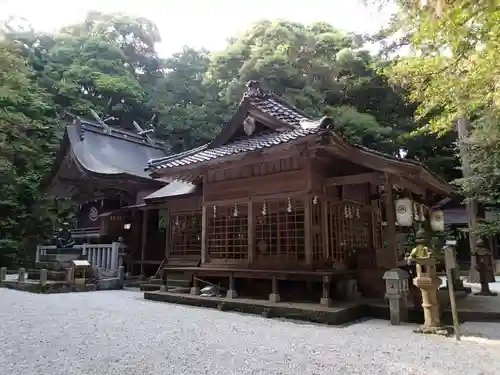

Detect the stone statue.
[
  {"left": 472, "top": 238, "right": 497, "bottom": 296},
  {"left": 408, "top": 229, "right": 433, "bottom": 260},
  {"left": 55, "top": 223, "right": 75, "bottom": 249}
]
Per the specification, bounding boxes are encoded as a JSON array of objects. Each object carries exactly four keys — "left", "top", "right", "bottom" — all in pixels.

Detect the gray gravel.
[{"left": 1, "top": 289, "right": 500, "bottom": 375}]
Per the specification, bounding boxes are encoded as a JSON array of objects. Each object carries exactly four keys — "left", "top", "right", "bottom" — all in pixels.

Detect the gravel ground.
[{"left": 1, "top": 289, "right": 500, "bottom": 375}]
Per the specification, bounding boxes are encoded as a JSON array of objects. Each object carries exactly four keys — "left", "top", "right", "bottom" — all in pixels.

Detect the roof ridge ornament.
[
  {"left": 89, "top": 108, "right": 112, "bottom": 134},
  {"left": 299, "top": 116, "right": 333, "bottom": 130},
  {"left": 74, "top": 116, "right": 84, "bottom": 141},
  {"left": 133, "top": 113, "right": 157, "bottom": 145},
  {"left": 245, "top": 80, "right": 264, "bottom": 97}
]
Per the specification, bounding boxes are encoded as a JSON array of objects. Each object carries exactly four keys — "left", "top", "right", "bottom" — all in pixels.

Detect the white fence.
[{"left": 36, "top": 243, "right": 125, "bottom": 272}]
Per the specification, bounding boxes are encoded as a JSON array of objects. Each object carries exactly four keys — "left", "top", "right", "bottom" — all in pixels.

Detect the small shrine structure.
[{"left": 38, "top": 112, "right": 170, "bottom": 274}]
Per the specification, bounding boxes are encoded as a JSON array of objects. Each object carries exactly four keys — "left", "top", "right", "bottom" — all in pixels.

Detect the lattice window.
[
  {"left": 254, "top": 198, "right": 305, "bottom": 261},
  {"left": 325, "top": 201, "right": 344, "bottom": 262},
  {"left": 171, "top": 212, "right": 202, "bottom": 256},
  {"left": 311, "top": 197, "right": 323, "bottom": 261},
  {"left": 208, "top": 204, "right": 248, "bottom": 260}
]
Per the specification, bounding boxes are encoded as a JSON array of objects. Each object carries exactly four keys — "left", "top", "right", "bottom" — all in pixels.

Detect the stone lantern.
[
  {"left": 383, "top": 268, "right": 410, "bottom": 325},
  {"left": 472, "top": 238, "right": 498, "bottom": 296},
  {"left": 409, "top": 229, "right": 441, "bottom": 330}
]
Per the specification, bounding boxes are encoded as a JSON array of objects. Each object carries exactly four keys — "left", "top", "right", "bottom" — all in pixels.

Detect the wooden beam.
[
  {"left": 247, "top": 202, "right": 255, "bottom": 264},
  {"left": 164, "top": 208, "right": 170, "bottom": 262},
  {"left": 304, "top": 197, "right": 313, "bottom": 267},
  {"left": 140, "top": 210, "right": 148, "bottom": 275},
  {"left": 324, "top": 172, "right": 382, "bottom": 187},
  {"left": 369, "top": 183, "right": 378, "bottom": 251},
  {"left": 201, "top": 205, "right": 208, "bottom": 264},
  {"left": 392, "top": 176, "right": 426, "bottom": 196},
  {"left": 384, "top": 173, "right": 398, "bottom": 268}
]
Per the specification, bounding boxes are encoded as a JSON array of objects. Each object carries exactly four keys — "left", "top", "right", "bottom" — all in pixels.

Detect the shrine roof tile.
[{"left": 148, "top": 126, "right": 321, "bottom": 170}]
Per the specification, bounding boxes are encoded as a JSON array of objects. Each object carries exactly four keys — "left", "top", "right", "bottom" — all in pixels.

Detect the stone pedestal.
[
  {"left": 269, "top": 276, "right": 280, "bottom": 302},
  {"left": 225, "top": 289, "right": 238, "bottom": 299},
  {"left": 117, "top": 266, "right": 125, "bottom": 288},
  {"left": 39, "top": 269, "right": 48, "bottom": 286},
  {"left": 18, "top": 268, "right": 26, "bottom": 283},
  {"left": 0, "top": 267, "right": 6, "bottom": 282},
  {"left": 190, "top": 275, "right": 200, "bottom": 295},
  {"left": 226, "top": 273, "right": 237, "bottom": 299},
  {"left": 320, "top": 275, "right": 332, "bottom": 306},
  {"left": 320, "top": 297, "right": 332, "bottom": 306},
  {"left": 386, "top": 295, "right": 408, "bottom": 325},
  {"left": 413, "top": 258, "right": 441, "bottom": 330},
  {"left": 269, "top": 293, "right": 280, "bottom": 303}
]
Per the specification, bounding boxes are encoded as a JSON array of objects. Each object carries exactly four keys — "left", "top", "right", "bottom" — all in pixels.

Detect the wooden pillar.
[
  {"left": 164, "top": 208, "right": 170, "bottom": 262},
  {"left": 201, "top": 205, "right": 207, "bottom": 264},
  {"left": 384, "top": 174, "right": 398, "bottom": 268},
  {"left": 140, "top": 209, "right": 148, "bottom": 276},
  {"left": 248, "top": 202, "right": 255, "bottom": 264},
  {"left": 304, "top": 197, "right": 313, "bottom": 267},
  {"left": 369, "top": 183, "right": 378, "bottom": 251},
  {"left": 322, "top": 200, "right": 330, "bottom": 259}
]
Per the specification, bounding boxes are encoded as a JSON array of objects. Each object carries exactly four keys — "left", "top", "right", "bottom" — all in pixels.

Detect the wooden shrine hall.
[{"left": 131, "top": 80, "right": 455, "bottom": 302}]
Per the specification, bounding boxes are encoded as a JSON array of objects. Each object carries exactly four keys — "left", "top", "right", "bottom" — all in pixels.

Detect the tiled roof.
[
  {"left": 247, "top": 94, "right": 311, "bottom": 127},
  {"left": 147, "top": 81, "right": 324, "bottom": 171},
  {"left": 148, "top": 126, "right": 321, "bottom": 170}
]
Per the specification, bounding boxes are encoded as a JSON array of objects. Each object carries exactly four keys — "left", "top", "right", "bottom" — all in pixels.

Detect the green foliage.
[
  {"left": 0, "top": 41, "right": 60, "bottom": 266},
  {"left": 375, "top": 1, "right": 500, "bottom": 237}
]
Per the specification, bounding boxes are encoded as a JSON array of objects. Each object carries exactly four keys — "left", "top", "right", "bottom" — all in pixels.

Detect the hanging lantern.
[
  {"left": 344, "top": 205, "right": 349, "bottom": 219},
  {"left": 355, "top": 207, "right": 360, "bottom": 220},
  {"left": 287, "top": 198, "right": 292, "bottom": 213},
  {"left": 430, "top": 210, "right": 445, "bottom": 232},
  {"left": 262, "top": 202, "right": 267, "bottom": 216},
  {"left": 395, "top": 198, "right": 413, "bottom": 227},
  {"left": 233, "top": 204, "right": 239, "bottom": 217},
  {"left": 312, "top": 196, "right": 318, "bottom": 205},
  {"left": 213, "top": 205, "right": 217, "bottom": 218},
  {"left": 175, "top": 216, "right": 180, "bottom": 226}
]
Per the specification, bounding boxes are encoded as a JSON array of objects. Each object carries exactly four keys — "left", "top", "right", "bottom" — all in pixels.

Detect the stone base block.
[
  {"left": 269, "top": 293, "right": 280, "bottom": 303},
  {"left": 190, "top": 287, "right": 200, "bottom": 295},
  {"left": 320, "top": 297, "right": 332, "bottom": 306},
  {"left": 474, "top": 290, "right": 498, "bottom": 296},
  {"left": 225, "top": 289, "right": 237, "bottom": 299}
]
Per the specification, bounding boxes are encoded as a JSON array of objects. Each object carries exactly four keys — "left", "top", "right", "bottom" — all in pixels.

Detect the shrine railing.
[{"left": 36, "top": 243, "right": 125, "bottom": 272}]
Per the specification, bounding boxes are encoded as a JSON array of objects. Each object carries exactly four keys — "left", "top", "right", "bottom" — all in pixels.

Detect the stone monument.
[
  {"left": 383, "top": 268, "right": 410, "bottom": 325},
  {"left": 472, "top": 238, "right": 497, "bottom": 296}
]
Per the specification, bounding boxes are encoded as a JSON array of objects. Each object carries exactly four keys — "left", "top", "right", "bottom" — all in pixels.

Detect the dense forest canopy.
[{"left": 0, "top": 11, "right": 461, "bottom": 267}]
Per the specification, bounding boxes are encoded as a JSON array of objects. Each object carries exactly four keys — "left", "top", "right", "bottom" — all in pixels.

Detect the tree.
[
  {"left": 0, "top": 41, "right": 60, "bottom": 266},
  {"left": 4, "top": 11, "right": 164, "bottom": 127}
]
